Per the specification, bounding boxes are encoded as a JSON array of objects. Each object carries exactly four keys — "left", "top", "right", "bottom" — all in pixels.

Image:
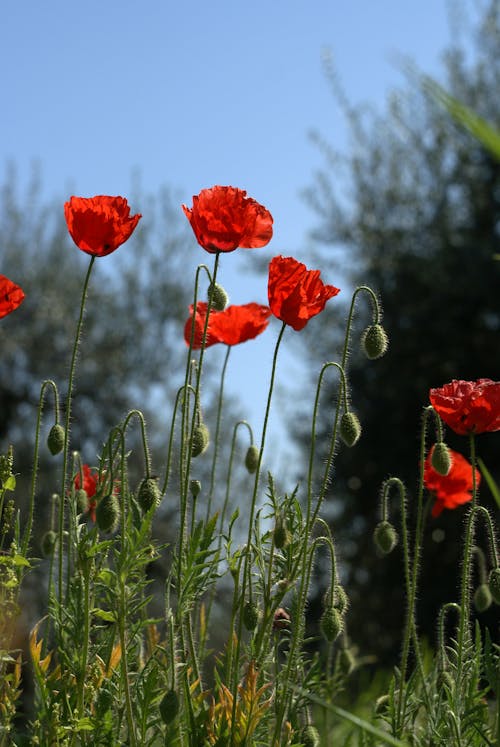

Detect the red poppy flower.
[
  {"left": 424, "top": 447, "right": 480, "bottom": 518},
  {"left": 74, "top": 464, "right": 99, "bottom": 522},
  {"left": 64, "top": 195, "right": 142, "bottom": 257},
  {"left": 0, "top": 275, "right": 25, "bottom": 319},
  {"left": 429, "top": 379, "right": 500, "bottom": 435},
  {"left": 182, "top": 186, "right": 273, "bottom": 253},
  {"left": 184, "top": 302, "right": 271, "bottom": 348},
  {"left": 267, "top": 255, "right": 340, "bottom": 331}
]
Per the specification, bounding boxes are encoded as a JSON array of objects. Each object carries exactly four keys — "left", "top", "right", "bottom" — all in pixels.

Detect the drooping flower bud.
[
  {"left": 159, "top": 689, "right": 180, "bottom": 724},
  {"left": 474, "top": 583, "right": 492, "bottom": 613},
  {"left": 430, "top": 443, "right": 452, "bottom": 476},
  {"left": 334, "top": 584, "right": 349, "bottom": 613},
  {"left": 489, "top": 567, "right": 500, "bottom": 605},
  {"left": 47, "top": 424, "right": 65, "bottom": 456},
  {"left": 137, "top": 477, "right": 161, "bottom": 513},
  {"left": 208, "top": 282, "right": 229, "bottom": 311},
  {"left": 41, "top": 530, "right": 57, "bottom": 557},
  {"left": 274, "top": 512, "right": 291, "bottom": 549},
  {"left": 244, "top": 444, "right": 260, "bottom": 474},
  {"left": 191, "top": 423, "right": 209, "bottom": 457},
  {"left": 242, "top": 600, "right": 260, "bottom": 631},
  {"left": 76, "top": 488, "right": 89, "bottom": 514},
  {"left": 96, "top": 493, "right": 120, "bottom": 533},
  {"left": 190, "top": 479, "right": 201, "bottom": 497},
  {"left": 320, "top": 606, "right": 343, "bottom": 642},
  {"left": 362, "top": 324, "right": 389, "bottom": 360},
  {"left": 300, "top": 725, "right": 320, "bottom": 747},
  {"left": 340, "top": 411, "right": 362, "bottom": 447},
  {"left": 373, "top": 521, "right": 398, "bottom": 554}
]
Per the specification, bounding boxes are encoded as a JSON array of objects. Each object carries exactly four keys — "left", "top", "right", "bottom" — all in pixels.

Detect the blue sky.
[{"left": 2, "top": 1, "right": 462, "bottom": 464}]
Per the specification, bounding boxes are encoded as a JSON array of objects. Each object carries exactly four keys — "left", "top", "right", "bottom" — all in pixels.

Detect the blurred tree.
[{"left": 299, "top": 0, "right": 500, "bottom": 664}]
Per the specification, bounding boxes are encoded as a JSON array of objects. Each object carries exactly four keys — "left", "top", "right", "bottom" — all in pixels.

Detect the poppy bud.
[
  {"left": 334, "top": 584, "right": 349, "bottom": 613},
  {"left": 244, "top": 444, "right": 260, "bottom": 474},
  {"left": 96, "top": 493, "right": 120, "bottom": 533},
  {"left": 320, "top": 606, "right": 343, "bottom": 642},
  {"left": 300, "top": 725, "right": 320, "bottom": 747},
  {"left": 41, "top": 530, "right": 57, "bottom": 557},
  {"left": 430, "top": 443, "right": 451, "bottom": 476},
  {"left": 340, "top": 411, "right": 362, "bottom": 447},
  {"left": 76, "top": 488, "right": 89, "bottom": 514},
  {"left": 242, "top": 600, "right": 260, "bottom": 631},
  {"left": 373, "top": 521, "right": 398, "bottom": 554},
  {"left": 191, "top": 423, "right": 209, "bottom": 458},
  {"left": 137, "top": 477, "right": 161, "bottom": 513},
  {"left": 47, "top": 424, "right": 65, "bottom": 456},
  {"left": 190, "top": 479, "right": 201, "bottom": 497},
  {"left": 362, "top": 324, "right": 389, "bottom": 360},
  {"left": 274, "top": 512, "right": 291, "bottom": 549},
  {"left": 159, "top": 689, "right": 180, "bottom": 724},
  {"left": 489, "top": 567, "right": 500, "bottom": 605},
  {"left": 208, "top": 282, "right": 229, "bottom": 311},
  {"left": 474, "top": 583, "right": 492, "bottom": 613}
]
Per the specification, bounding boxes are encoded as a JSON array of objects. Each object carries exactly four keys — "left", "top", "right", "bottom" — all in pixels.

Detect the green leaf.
[
  {"left": 478, "top": 458, "right": 500, "bottom": 509},
  {"left": 2, "top": 475, "right": 16, "bottom": 491},
  {"left": 92, "top": 608, "right": 116, "bottom": 623}
]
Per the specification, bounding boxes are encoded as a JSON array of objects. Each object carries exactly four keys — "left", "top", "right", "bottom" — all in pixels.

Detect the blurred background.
[{"left": 2, "top": 0, "right": 499, "bottom": 691}]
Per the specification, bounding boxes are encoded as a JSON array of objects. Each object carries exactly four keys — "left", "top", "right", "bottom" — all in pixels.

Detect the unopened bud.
[
  {"left": 300, "top": 726, "right": 320, "bottom": 747},
  {"left": 242, "top": 600, "right": 260, "bottom": 631},
  {"left": 334, "top": 584, "right": 348, "bottom": 613},
  {"left": 340, "top": 411, "right": 362, "bottom": 447},
  {"left": 159, "top": 689, "right": 179, "bottom": 724},
  {"left": 474, "top": 583, "right": 492, "bottom": 613},
  {"left": 244, "top": 444, "right": 259, "bottom": 474},
  {"left": 41, "top": 530, "right": 57, "bottom": 557},
  {"left": 373, "top": 521, "right": 398, "bottom": 554},
  {"left": 191, "top": 423, "right": 209, "bottom": 458},
  {"left": 274, "top": 512, "right": 291, "bottom": 549},
  {"left": 96, "top": 493, "right": 120, "bottom": 533},
  {"left": 47, "top": 424, "right": 65, "bottom": 455},
  {"left": 489, "top": 567, "right": 500, "bottom": 605},
  {"left": 362, "top": 324, "right": 388, "bottom": 360},
  {"left": 137, "top": 477, "right": 161, "bottom": 513},
  {"left": 208, "top": 282, "right": 229, "bottom": 311},
  {"left": 76, "top": 488, "right": 89, "bottom": 514},
  {"left": 190, "top": 479, "right": 201, "bottom": 497},
  {"left": 320, "top": 606, "right": 343, "bottom": 642},
  {"left": 431, "top": 443, "right": 451, "bottom": 476}
]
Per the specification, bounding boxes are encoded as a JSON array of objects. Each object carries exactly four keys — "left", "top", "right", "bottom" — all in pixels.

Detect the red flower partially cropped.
[
  {"left": 64, "top": 195, "right": 142, "bottom": 257},
  {"left": 0, "top": 275, "right": 25, "bottom": 319},
  {"left": 430, "top": 379, "right": 500, "bottom": 435},
  {"left": 74, "top": 464, "right": 100, "bottom": 522},
  {"left": 184, "top": 302, "right": 271, "bottom": 348},
  {"left": 424, "top": 447, "right": 480, "bottom": 518},
  {"left": 268, "top": 255, "right": 340, "bottom": 331},
  {"left": 182, "top": 186, "right": 273, "bottom": 253}
]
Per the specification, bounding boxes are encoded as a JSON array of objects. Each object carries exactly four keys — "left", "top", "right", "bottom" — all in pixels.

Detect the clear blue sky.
[{"left": 2, "top": 1, "right": 463, "bottom": 464}]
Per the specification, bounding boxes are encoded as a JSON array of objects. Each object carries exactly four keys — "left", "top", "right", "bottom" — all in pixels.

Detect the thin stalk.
[{"left": 206, "top": 345, "right": 231, "bottom": 520}]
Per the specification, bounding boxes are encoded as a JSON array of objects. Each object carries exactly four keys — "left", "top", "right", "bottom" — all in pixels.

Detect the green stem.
[{"left": 206, "top": 345, "right": 231, "bottom": 520}]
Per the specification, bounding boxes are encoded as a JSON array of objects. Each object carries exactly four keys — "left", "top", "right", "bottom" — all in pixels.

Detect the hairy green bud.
[
  {"left": 190, "top": 479, "right": 202, "bottom": 497},
  {"left": 41, "top": 530, "right": 57, "bottom": 557},
  {"left": 489, "top": 567, "right": 500, "bottom": 605},
  {"left": 340, "top": 411, "right": 362, "bottom": 447},
  {"left": 208, "top": 282, "right": 229, "bottom": 311},
  {"left": 300, "top": 725, "right": 320, "bottom": 747},
  {"left": 137, "top": 477, "right": 161, "bottom": 513},
  {"left": 373, "top": 521, "right": 398, "bottom": 555},
  {"left": 474, "top": 583, "right": 492, "bottom": 613},
  {"left": 320, "top": 606, "right": 343, "bottom": 642},
  {"left": 244, "top": 444, "right": 260, "bottom": 474},
  {"left": 274, "top": 512, "right": 291, "bottom": 549},
  {"left": 96, "top": 493, "right": 120, "bottom": 533},
  {"left": 334, "top": 584, "right": 348, "bottom": 613},
  {"left": 159, "top": 689, "right": 179, "bottom": 724},
  {"left": 47, "top": 424, "right": 65, "bottom": 456},
  {"left": 242, "top": 600, "right": 260, "bottom": 631},
  {"left": 431, "top": 442, "right": 451, "bottom": 476},
  {"left": 362, "top": 324, "right": 389, "bottom": 360},
  {"left": 191, "top": 423, "right": 209, "bottom": 457},
  {"left": 76, "top": 488, "right": 89, "bottom": 514}
]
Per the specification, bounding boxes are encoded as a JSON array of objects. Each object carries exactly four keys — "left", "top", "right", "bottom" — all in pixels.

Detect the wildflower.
[
  {"left": 429, "top": 378, "right": 500, "bottom": 435},
  {"left": 267, "top": 255, "right": 340, "bottom": 331},
  {"left": 64, "top": 195, "right": 141, "bottom": 257},
  {"left": 74, "top": 464, "right": 99, "bottom": 521},
  {"left": 182, "top": 185, "right": 273, "bottom": 253},
  {"left": 184, "top": 302, "right": 271, "bottom": 348},
  {"left": 0, "top": 275, "right": 25, "bottom": 319},
  {"left": 423, "top": 447, "right": 480, "bottom": 518}
]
